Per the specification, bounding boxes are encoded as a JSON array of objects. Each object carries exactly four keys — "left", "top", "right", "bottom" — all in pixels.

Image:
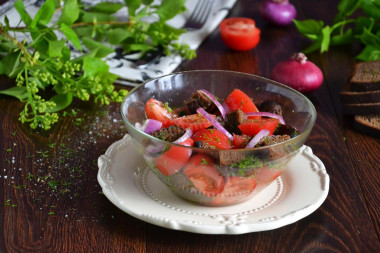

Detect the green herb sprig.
[
  {"left": 0, "top": 0, "right": 194, "bottom": 130},
  {"left": 293, "top": 0, "right": 380, "bottom": 61}
]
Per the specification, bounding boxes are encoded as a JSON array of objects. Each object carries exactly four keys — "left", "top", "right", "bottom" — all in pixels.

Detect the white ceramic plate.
[{"left": 97, "top": 135, "right": 330, "bottom": 234}]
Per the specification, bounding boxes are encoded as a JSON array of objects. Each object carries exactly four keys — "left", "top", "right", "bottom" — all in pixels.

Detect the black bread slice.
[
  {"left": 340, "top": 82, "right": 380, "bottom": 103},
  {"left": 350, "top": 60, "right": 380, "bottom": 92},
  {"left": 343, "top": 102, "right": 380, "bottom": 115},
  {"left": 354, "top": 115, "right": 380, "bottom": 137}
]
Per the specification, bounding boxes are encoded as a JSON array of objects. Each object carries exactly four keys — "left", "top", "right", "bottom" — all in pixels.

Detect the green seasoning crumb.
[
  {"left": 26, "top": 173, "right": 35, "bottom": 180},
  {"left": 12, "top": 185, "right": 26, "bottom": 189},
  {"left": 48, "top": 211, "right": 54, "bottom": 215},
  {"left": 200, "top": 158, "right": 209, "bottom": 166},
  {"left": 48, "top": 143, "right": 56, "bottom": 148},
  {"left": 48, "top": 181, "right": 59, "bottom": 190},
  {"left": 343, "top": 137, "right": 347, "bottom": 141},
  {"left": 6, "top": 148, "right": 12, "bottom": 152},
  {"left": 36, "top": 150, "right": 49, "bottom": 158},
  {"left": 164, "top": 102, "right": 173, "bottom": 113},
  {"left": 74, "top": 118, "right": 84, "bottom": 126}
]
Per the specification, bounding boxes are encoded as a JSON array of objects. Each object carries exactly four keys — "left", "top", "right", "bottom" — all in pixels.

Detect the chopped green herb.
[
  {"left": 12, "top": 185, "right": 26, "bottom": 189},
  {"left": 26, "top": 173, "right": 35, "bottom": 180},
  {"left": 164, "top": 102, "right": 173, "bottom": 113},
  {"left": 48, "top": 181, "right": 60, "bottom": 190},
  {"left": 48, "top": 143, "right": 56, "bottom": 148},
  {"left": 200, "top": 158, "right": 209, "bottom": 166},
  {"left": 6, "top": 148, "right": 12, "bottom": 152}
]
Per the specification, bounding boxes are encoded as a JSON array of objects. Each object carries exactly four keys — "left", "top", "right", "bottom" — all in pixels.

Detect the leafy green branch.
[
  {"left": 293, "top": 0, "right": 380, "bottom": 61},
  {"left": 0, "top": 0, "right": 195, "bottom": 130}
]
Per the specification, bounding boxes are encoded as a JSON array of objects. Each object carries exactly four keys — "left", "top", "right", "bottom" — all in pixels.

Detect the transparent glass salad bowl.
[{"left": 121, "top": 70, "right": 316, "bottom": 206}]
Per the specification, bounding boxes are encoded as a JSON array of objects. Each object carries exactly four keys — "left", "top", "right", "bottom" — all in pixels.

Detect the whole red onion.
[
  {"left": 271, "top": 53, "right": 324, "bottom": 93},
  {"left": 260, "top": 0, "right": 297, "bottom": 26}
]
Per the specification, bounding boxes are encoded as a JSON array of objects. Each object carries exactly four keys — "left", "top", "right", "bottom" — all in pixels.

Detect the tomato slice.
[
  {"left": 192, "top": 129, "right": 232, "bottom": 149},
  {"left": 211, "top": 177, "right": 257, "bottom": 206},
  {"left": 232, "top": 134, "right": 251, "bottom": 149},
  {"left": 256, "top": 167, "right": 283, "bottom": 185},
  {"left": 155, "top": 138, "right": 194, "bottom": 176},
  {"left": 224, "top": 89, "right": 259, "bottom": 113},
  {"left": 183, "top": 154, "right": 224, "bottom": 196},
  {"left": 145, "top": 98, "right": 176, "bottom": 127},
  {"left": 172, "top": 113, "right": 214, "bottom": 132},
  {"left": 219, "top": 17, "right": 261, "bottom": 51},
  {"left": 238, "top": 118, "right": 279, "bottom": 136}
]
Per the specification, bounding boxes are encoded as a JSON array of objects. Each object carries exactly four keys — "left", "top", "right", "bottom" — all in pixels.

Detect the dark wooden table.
[{"left": 1, "top": 0, "right": 379, "bottom": 252}]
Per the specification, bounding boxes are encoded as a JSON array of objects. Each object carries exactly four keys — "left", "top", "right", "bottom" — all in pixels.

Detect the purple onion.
[
  {"left": 245, "top": 129, "right": 270, "bottom": 149},
  {"left": 260, "top": 0, "right": 297, "bottom": 26},
  {"left": 196, "top": 108, "right": 233, "bottom": 141}
]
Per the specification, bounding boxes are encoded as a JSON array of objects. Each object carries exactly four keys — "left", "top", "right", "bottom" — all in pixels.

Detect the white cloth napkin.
[{"left": 0, "top": 0, "right": 237, "bottom": 86}]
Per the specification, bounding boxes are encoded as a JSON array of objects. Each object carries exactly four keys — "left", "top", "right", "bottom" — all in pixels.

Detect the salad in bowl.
[{"left": 121, "top": 70, "right": 316, "bottom": 206}]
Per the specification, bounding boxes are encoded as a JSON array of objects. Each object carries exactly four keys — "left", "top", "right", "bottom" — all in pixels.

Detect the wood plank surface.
[{"left": 0, "top": 0, "right": 379, "bottom": 252}]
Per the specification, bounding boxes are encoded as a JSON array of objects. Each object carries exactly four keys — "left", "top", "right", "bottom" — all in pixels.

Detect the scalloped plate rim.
[{"left": 97, "top": 135, "right": 330, "bottom": 234}]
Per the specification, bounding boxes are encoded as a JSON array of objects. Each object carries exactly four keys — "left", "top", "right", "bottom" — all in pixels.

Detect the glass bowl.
[{"left": 121, "top": 70, "right": 316, "bottom": 206}]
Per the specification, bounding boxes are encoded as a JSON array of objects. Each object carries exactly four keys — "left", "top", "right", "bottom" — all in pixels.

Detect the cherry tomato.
[
  {"left": 172, "top": 113, "right": 214, "bottom": 132},
  {"left": 145, "top": 98, "right": 176, "bottom": 127},
  {"left": 211, "top": 177, "right": 257, "bottom": 206},
  {"left": 183, "top": 154, "right": 225, "bottom": 197},
  {"left": 232, "top": 134, "right": 251, "bottom": 149},
  {"left": 155, "top": 138, "right": 194, "bottom": 176},
  {"left": 224, "top": 89, "right": 259, "bottom": 113},
  {"left": 256, "top": 167, "right": 283, "bottom": 185},
  {"left": 238, "top": 118, "right": 279, "bottom": 136},
  {"left": 219, "top": 17, "right": 261, "bottom": 51},
  {"left": 192, "top": 129, "right": 232, "bottom": 149}
]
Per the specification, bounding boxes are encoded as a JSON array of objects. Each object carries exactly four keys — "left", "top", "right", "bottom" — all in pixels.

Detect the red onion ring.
[
  {"left": 222, "top": 102, "right": 231, "bottom": 114},
  {"left": 245, "top": 129, "right": 270, "bottom": 149},
  {"left": 196, "top": 107, "right": 233, "bottom": 141},
  {"left": 246, "top": 112, "right": 285, "bottom": 124},
  {"left": 140, "top": 119, "right": 163, "bottom": 134},
  {"left": 173, "top": 128, "right": 193, "bottom": 144},
  {"left": 199, "top": 89, "right": 226, "bottom": 119}
]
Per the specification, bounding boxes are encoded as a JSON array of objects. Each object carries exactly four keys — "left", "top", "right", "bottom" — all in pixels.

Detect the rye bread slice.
[
  {"left": 354, "top": 115, "right": 380, "bottom": 137},
  {"left": 343, "top": 102, "right": 380, "bottom": 115},
  {"left": 350, "top": 60, "right": 380, "bottom": 92},
  {"left": 340, "top": 82, "right": 380, "bottom": 103}
]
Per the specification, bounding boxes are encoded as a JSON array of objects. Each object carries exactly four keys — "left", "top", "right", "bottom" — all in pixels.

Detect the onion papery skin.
[
  {"left": 271, "top": 53, "right": 324, "bottom": 93},
  {"left": 260, "top": 0, "right": 297, "bottom": 26}
]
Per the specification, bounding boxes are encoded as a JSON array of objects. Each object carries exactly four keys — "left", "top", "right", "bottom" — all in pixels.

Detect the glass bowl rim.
[{"left": 120, "top": 69, "right": 317, "bottom": 152}]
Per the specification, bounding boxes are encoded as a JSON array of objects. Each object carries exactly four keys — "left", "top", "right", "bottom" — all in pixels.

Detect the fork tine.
[{"left": 184, "top": 0, "right": 214, "bottom": 30}]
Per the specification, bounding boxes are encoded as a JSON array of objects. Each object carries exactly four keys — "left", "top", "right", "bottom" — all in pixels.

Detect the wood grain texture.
[{"left": 0, "top": 0, "right": 379, "bottom": 252}]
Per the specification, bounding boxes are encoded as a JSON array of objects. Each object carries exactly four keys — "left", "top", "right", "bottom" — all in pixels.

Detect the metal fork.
[
  {"left": 183, "top": 0, "right": 215, "bottom": 30},
  {"left": 135, "top": 0, "right": 215, "bottom": 68}
]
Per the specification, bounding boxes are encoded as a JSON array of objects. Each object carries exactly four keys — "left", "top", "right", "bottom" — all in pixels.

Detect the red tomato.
[
  {"left": 224, "top": 89, "right": 259, "bottom": 113},
  {"left": 238, "top": 118, "right": 279, "bottom": 136},
  {"left": 256, "top": 167, "right": 283, "bottom": 185},
  {"left": 219, "top": 17, "right": 261, "bottom": 51},
  {"left": 232, "top": 134, "right": 251, "bottom": 149},
  {"left": 145, "top": 98, "right": 176, "bottom": 127},
  {"left": 211, "top": 177, "right": 257, "bottom": 206},
  {"left": 155, "top": 138, "right": 194, "bottom": 176},
  {"left": 183, "top": 154, "right": 225, "bottom": 196},
  {"left": 192, "top": 129, "right": 232, "bottom": 149},
  {"left": 172, "top": 113, "right": 214, "bottom": 132}
]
